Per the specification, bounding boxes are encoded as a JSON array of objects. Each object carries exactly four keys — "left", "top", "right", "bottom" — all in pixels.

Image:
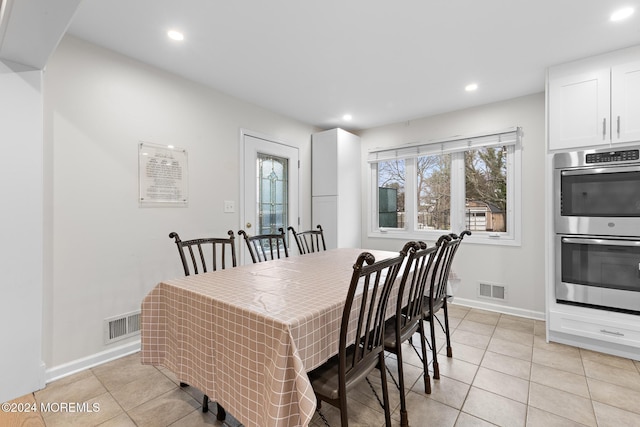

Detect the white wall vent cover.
[
  {"left": 104, "top": 310, "right": 141, "bottom": 344},
  {"left": 478, "top": 282, "right": 507, "bottom": 301}
]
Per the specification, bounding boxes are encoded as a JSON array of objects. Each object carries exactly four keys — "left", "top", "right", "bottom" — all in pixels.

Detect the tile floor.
[{"left": 6, "top": 305, "right": 640, "bottom": 426}]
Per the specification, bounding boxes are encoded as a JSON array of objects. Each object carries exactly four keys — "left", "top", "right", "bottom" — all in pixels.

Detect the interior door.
[{"left": 241, "top": 131, "right": 299, "bottom": 264}]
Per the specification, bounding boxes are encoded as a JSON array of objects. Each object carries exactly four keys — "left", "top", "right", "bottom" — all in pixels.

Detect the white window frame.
[{"left": 368, "top": 128, "right": 522, "bottom": 246}]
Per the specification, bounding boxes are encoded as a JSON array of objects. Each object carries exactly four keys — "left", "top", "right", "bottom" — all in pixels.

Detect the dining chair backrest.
[
  {"left": 287, "top": 225, "right": 326, "bottom": 255},
  {"left": 169, "top": 231, "right": 237, "bottom": 276},
  {"left": 309, "top": 248, "right": 407, "bottom": 427},
  {"left": 340, "top": 249, "right": 407, "bottom": 389},
  {"left": 429, "top": 230, "right": 471, "bottom": 306},
  {"left": 424, "top": 229, "right": 471, "bottom": 377},
  {"left": 430, "top": 235, "right": 457, "bottom": 303},
  {"left": 238, "top": 228, "right": 289, "bottom": 263},
  {"left": 394, "top": 241, "right": 439, "bottom": 340}
]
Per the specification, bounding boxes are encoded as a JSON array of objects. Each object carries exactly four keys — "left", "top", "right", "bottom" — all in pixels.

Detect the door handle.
[
  {"left": 617, "top": 115, "right": 621, "bottom": 139},
  {"left": 600, "top": 329, "right": 624, "bottom": 337},
  {"left": 603, "top": 117, "right": 607, "bottom": 140},
  {"left": 561, "top": 237, "right": 640, "bottom": 247},
  {"left": 246, "top": 222, "right": 252, "bottom": 228}
]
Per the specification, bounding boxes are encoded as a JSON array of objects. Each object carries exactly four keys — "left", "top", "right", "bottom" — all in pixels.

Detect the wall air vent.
[
  {"left": 103, "top": 310, "right": 141, "bottom": 344},
  {"left": 478, "top": 282, "right": 507, "bottom": 301}
]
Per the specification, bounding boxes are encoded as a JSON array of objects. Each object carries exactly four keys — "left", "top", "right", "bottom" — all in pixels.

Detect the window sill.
[{"left": 368, "top": 229, "right": 521, "bottom": 247}]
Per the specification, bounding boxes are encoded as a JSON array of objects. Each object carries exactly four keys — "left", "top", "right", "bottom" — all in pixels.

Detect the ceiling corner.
[{"left": 0, "top": 0, "right": 82, "bottom": 69}]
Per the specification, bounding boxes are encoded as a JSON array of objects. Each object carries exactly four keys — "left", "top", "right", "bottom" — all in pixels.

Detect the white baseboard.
[
  {"left": 452, "top": 297, "right": 545, "bottom": 321},
  {"left": 45, "top": 339, "right": 141, "bottom": 384}
]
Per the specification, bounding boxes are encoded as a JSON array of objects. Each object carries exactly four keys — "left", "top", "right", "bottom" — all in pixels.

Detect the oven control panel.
[{"left": 586, "top": 149, "right": 639, "bottom": 163}]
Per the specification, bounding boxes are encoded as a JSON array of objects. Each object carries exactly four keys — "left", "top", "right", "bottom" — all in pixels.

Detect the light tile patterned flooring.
[{"left": 5, "top": 305, "right": 640, "bottom": 426}]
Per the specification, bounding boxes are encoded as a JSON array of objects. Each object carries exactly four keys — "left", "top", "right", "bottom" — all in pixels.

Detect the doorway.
[{"left": 240, "top": 131, "right": 299, "bottom": 264}]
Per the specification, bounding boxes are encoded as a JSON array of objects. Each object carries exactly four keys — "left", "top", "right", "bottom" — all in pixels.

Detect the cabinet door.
[
  {"left": 611, "top": 61, "right": 640, "bottom": 144},
  {"left": 312, "top": 130, "right": 338, "bottom": 196},
  {"left": 312, "top": 196, "right": 338, "bottom": 249},
  {"left": 548, "top": 69, "right": 610, "bottom": 150}
]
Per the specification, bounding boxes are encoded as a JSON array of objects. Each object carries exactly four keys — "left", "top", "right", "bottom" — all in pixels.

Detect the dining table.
[{"left": 140, "top": 247, "right": 401, "bottom": 427}]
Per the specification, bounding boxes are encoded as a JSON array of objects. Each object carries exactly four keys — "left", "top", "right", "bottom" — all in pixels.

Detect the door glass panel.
[{"left": 257, "top": 153, "right": 288, "bottom": 235}]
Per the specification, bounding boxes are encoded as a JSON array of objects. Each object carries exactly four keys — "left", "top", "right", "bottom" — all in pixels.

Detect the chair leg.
[
  {"left": 395, "top": 348, "right": 409, "bottom": 427},
  {"left": 418, "top": 323, "right": 432, "bottom": 394},
  {"left": 443, "top": 300, "right": 453, "bottom": 357},
  {"left": 340, "top": 393, "right": 349, "bottom": 427},
  {"left": 429, "top": 316, "right": 440, "bottom": 380},
  {"left": 379, "top": 353, "right": 392, "bottom": 427},
  {"left": 202, "top": 395, "right": 209, "bottom": 413},
  {"left": 216, "top": 403, "right": 226, "bottom": 421}
]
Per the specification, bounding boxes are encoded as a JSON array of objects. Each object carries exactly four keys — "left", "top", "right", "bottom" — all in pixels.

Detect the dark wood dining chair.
[
  {"left": 169, "top": 231, "right": 237, "bottom": 275},
  {"left": 423, "top": 230, "right": 471, "bottom": 381},
  {"left": 168, "top": 230, "right": 236, "bottom": 420},
  {"left": 287, "top": 225, "right": 326, "bottom": 254},
  {"left": 308, "top": 248, "right": 408, "bottom": 427},
  {"left": 383, "top": 241, "right": 439, "bottom": 427},
  {"left": 238, "top": 228, "right": 288, "bottom": 263}
]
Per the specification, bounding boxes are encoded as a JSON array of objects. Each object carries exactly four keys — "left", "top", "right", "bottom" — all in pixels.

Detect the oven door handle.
[
  {"left": 562, "top": 237, "right": 640, "bottom": 247},
  {"left": 561, "top": 165, "right": 640, "bottom": 176}
]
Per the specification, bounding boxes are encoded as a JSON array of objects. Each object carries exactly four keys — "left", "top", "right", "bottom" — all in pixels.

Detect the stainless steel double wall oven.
[{"left": 554, "top": 146, "right": 640, "bottom": 314}]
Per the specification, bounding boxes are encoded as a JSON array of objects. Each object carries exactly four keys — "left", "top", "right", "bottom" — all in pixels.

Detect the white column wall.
[{"left": 0, "top": 61, "right": 45, "bottom": 402}]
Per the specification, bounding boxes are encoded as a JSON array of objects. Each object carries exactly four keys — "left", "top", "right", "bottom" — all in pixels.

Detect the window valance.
[{"left": 367, "top": 127, "right": 521, "bottom": 162}]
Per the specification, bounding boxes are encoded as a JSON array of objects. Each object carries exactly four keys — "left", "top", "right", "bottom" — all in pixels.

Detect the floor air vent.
[
  {"left": 104, "top": 311, "right": 141, "bottom": 344},
  {"left": 478, "top": 282, "right": 507, "bottom": 301}
]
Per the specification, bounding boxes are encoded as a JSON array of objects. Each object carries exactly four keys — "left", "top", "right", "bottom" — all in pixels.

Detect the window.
[
  {"left": 465, "top": 147, "right": 507, "bottom": 232},
  {"left": 377, "top": 160, "right": 405, "bottom": 228},
  {"left": 417, "top": 154, "right": 451, "bottom": 230},
  {"left": 369, "top": 128, "right": 521, "bottom": 245}
]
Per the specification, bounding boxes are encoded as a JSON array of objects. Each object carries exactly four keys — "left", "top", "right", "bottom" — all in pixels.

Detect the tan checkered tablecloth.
[{"left": 141, "top": 248, "right": 398, "bottom": 427}]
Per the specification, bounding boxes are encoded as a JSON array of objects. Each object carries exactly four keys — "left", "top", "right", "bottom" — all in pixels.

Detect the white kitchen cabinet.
[
  {"left": 547, "top": 46, "right": 640, "bottom": 150},
  {"left": 611, "top": 61, "right": 640, "bottom": 143},
  {"left": 548, "top": 67, "right": 610, "bottom": 150},
  {"left": 548, "top": 306, "right": 640, "bottom": 360},
  {"left": 312, "top": 128, "right": 361, "bottom": 249}
]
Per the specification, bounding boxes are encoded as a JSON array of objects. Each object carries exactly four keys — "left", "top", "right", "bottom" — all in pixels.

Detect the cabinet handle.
[
  {"left": 617, "top": 115, "right": 621, "bottom": 139},
  {"left": 600, "top": 329, "right": 624, "bottom": 337},
  {"left": 603, "top": 118, "right": 607, "bottom": 140}
]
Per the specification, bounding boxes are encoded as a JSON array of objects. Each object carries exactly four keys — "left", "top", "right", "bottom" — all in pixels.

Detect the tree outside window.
[
  {"left": 464, "top": 147, "right": 507, "bottom": 232},
  {"left": 377, "top": 160, "right": 405, "bottom": 228},
  {"left": 416, "top": 154, "right": 451, "bottom": 230}
]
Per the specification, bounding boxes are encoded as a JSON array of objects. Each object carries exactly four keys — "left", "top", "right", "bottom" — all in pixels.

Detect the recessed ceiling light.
[
  {"left": 465, "top": 83, "right": 478, "bottom": 92},
  {"left": 611, "top": 7, "right": 634, "bottom": 21},
  {"left": 342, "top": 114, "right": 353, "bottom": 121},
  {"left": 167, "top": 30, "right": 184, "bottom": 41}
]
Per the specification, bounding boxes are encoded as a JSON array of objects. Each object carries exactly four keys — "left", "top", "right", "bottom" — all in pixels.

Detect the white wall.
[
  {"left": 0, "top": 61, "right": 45, "bottom": 402},
  {"left": 42, "top": 36, "right": 317, "bottom": 373},
  {"left": 359, "top": 93, "right": 546, "bottom": 318}
]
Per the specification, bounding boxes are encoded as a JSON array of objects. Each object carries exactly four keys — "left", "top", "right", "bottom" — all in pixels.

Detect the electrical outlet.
[{"left": 224, "top": 200, "right": 235, "bottom": 213}]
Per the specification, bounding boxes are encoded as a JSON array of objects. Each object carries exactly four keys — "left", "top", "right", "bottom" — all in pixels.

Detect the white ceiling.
[
  {"left": 0, "top": 0, "right": 81, "bottom": 69},
  {"left": 5, "top": 1, "right": 640, "bottom": 131}
]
